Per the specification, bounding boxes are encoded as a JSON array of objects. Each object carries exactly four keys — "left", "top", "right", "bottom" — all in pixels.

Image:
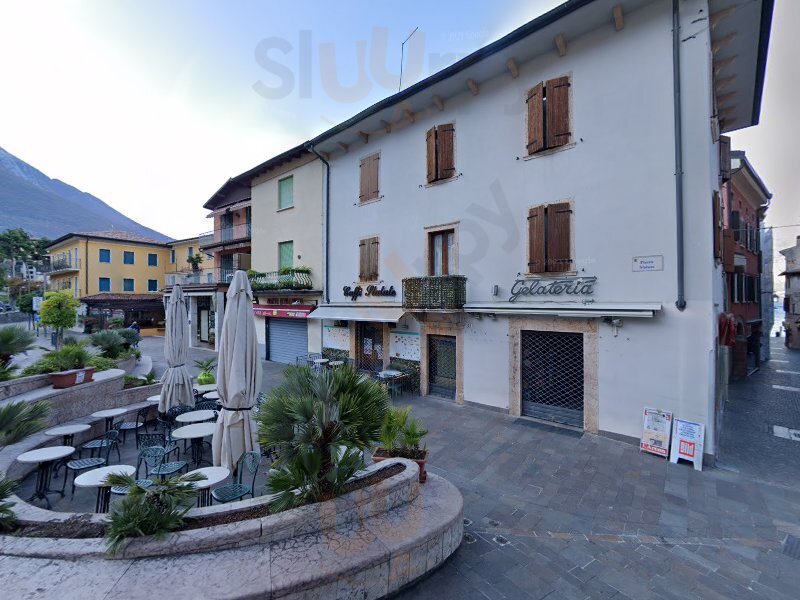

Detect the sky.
[{"left": 0, "top": 0, "right": 796, "bottom": 274}]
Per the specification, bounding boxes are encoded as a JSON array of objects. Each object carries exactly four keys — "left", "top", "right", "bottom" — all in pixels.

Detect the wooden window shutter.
[
  {"left": 359, "top": 157, "right": 369, "bottom": 202},
  {"left": 527, "top": 206, "right": 545, "bottom": 273},
  {"left": 712, "top": 191, "right": 722, "bottom": 260},
  {"left": 719, "top": 135, "right": 731, "bottom": 182},
  {"left": 425, "top": 127, "right": 436, "bottom": 183},
  {"left": 358, "top": 239, "right": 368, "bottom": 280},
  {"left": 545, "top": 76, "right": 571, "bottom": 149},
  {"left": 437, "top": 124, "right": 455, "bottom": 180},
  {"left": 369, "top": 237, "right": 380, "bottom": 280},
  {"left": 526, "top": 82, "right": 544, "bottom": 154},
  {"left": 546, "top": 202, "right": 572, "bottom": 272},
  {"left": 370, "top": 154, "right": 380, "bottom": 199},
  {"left": 722, "top": 229, "right": 734, "bottom": 273}
]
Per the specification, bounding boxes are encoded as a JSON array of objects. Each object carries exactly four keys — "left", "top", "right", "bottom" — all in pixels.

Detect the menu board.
[{"left": 640, "top": 408, "right": 672, "bottom": 458}]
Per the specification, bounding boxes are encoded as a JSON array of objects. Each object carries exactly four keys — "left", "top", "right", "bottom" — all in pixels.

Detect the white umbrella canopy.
[
  {"left": 159, "top": 284, "right": 195, "bottom": 413},
  {"left": 212, "top": 270, "right": 262, "bottom": 472}
]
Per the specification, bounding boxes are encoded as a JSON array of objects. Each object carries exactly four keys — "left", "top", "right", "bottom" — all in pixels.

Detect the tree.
[
  {"left": 38, "top": 291, "right": 79, "bottom": 348},
  {"left": 0, "top": 229, "right": 49, "bottom": 262},
  {"left": 257, "top": 365, "right": 389, "bottom": 511},
  {"left": 16, "top": 292, "right": 37, "bottom": 315}
]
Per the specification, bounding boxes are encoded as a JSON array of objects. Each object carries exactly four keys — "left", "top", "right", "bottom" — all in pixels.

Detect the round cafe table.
[
  {"left": 74, "top": 464, "right": 136, "bottom": 513},
  {"left": 203, "top": 391, "right": 220, "bottom": 401},
  {"left": 377, "top": 370, "right": 402, "bottom": 379},
  {"left": 175, "top": 410, "right": 216, "bottom": 424},
  {"left": 44, "top": 423, "right": 90, "bottom": 447},
  {"left": 172, "top": 422, "right": 216, "bottom": 467},
  {"left": 194, "top": 383, "right": 217, "bottom": 395},
  {"left": 328, "top": 360, "right": 345, "bottom": 368},
  {"left": 146, "top": 394, "right": 161, "bottom": 404},
  {"left": 187, "top": 466, "right": 230, "bottom": 507},
  {"left": 16, "top": 446, "right": 75, "bottom": 509},
  {"left": 91, "top": 408, "right": 127, "bottom": 432}
]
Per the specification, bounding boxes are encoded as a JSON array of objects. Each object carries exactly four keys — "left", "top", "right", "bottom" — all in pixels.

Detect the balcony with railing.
[
  {"left": 249, "top": 269, "right": 314, "bottom": 292},
  {"left": 43, "top": 258, "right": 80, "bottom": 273},
  {"left": 403, "top": 275, "right": 467, "bottom": 310},
  {"left": 198, "top": 222, "right": 252, "bottom": 249}
]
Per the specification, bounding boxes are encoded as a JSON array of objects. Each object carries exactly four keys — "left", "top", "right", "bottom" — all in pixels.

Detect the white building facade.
[{"left": 303, "top": 0, "right": 772, "bottom": 461}]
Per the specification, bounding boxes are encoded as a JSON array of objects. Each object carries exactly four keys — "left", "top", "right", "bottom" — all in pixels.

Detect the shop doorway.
[
  {"left": 428, "top": 335, "right": 457, "bottom": 398},
  {"left": 356, "top": 322, "right": 383, "bottom": 372},
  {"left": 520, "top": 330, "right": 584, "bottom": 428}
]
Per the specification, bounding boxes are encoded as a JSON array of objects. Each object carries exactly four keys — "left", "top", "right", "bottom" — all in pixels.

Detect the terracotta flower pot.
[
  {"left": 50, "top": 367, "right": 95, "bottom": 389},
  {"left": 373, "top": 449, "right": 427, "bottom": 483}
]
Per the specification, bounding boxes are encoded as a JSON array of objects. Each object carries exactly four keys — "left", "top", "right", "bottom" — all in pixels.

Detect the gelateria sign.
[
  {"left": 509, "top": 276, "right": 596, "bottom": 302},
  {"left": 343, "top": 285, "right": 397, "bottom": 302}
]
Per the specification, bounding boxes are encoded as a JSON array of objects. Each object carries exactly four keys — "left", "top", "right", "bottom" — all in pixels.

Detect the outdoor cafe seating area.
[
  {"left": 15, "top": 381, "right": 270, "bottom": 514},
  {"left": 297, "top": 353, "right": 411, "bottom": 398}
]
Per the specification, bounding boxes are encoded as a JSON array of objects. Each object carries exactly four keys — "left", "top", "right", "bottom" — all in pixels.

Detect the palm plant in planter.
[
  {"left": 257, "top": 365, "right": 389, "bottom": 512},
  {"left": 193, "top": 358, "right": 217, "bottom": 385},
  {"left": 373, "top": 406, "right": 429, "bottom": 483}
]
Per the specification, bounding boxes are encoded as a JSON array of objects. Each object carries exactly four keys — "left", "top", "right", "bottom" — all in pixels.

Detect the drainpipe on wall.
[
  {"left": 304, "top": 142, "right": 331, "bottom": 304},
  {"left": 672, "top": 0, "right": 687, "bottom": 311}
]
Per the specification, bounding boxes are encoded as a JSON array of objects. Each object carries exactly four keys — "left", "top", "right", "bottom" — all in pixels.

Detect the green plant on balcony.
[
  {"left": 186, "top": 254, "right": 203, "bottom": 271},
  {"left": 402, "top": 275, "right": 467, "bottom": 310}
]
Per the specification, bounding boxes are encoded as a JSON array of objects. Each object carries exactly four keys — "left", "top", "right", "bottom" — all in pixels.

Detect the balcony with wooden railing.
[{"left": 403, "top": 275, "right": 467, "bottom": 310}]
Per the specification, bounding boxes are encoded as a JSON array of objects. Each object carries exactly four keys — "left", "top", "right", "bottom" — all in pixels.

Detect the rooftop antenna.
[{"left": 399, "top": 26, "right": 419, "bottom": 92}]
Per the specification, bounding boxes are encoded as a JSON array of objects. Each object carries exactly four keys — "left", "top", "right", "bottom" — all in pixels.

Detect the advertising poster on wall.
[
  {"left": 669, "top": 419, "right": 705, "bottom": 471},
  {"left": 640, "top": 407, "right": 672, "bottom": 457}
]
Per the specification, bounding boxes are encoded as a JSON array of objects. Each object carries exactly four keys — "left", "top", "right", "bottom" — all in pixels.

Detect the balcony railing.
[
  {"left": 249, "top": 269, "right": 313, "bottom": 292},
  {"left": 403, "top": 275, "right": 467, "bottom": 310},
  {"left": 199, "top": 222, "right": 252, "bottom": 248},
  {"left": 43, "top": 258, "right": 80, "bottom": 273}
]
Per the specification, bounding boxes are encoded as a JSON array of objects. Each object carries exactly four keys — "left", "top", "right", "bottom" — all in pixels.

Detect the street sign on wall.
[{"left": 640, "top": 407, "right": 672, "bottom": 458}]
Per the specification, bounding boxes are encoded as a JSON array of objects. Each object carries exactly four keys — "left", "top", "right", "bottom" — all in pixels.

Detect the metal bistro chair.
[
  {"left": 138, "top": 446, "right": 188, "bottom": 481},
  {"left": 211, "top": 451, "right": 261, "bottom": 504},
  {"left": 166, "top": 405, "right": 195, "bottom": 451},
  {"left": 111, "top": 478, "right": 153, "bottom": 496},
  {"left": 387, "top": 373, "right": 406, "bottom": 399},
  {"left": 63, "top": 430, "right": 120, "bottom": 498},
  {"left": 194, "top": 400, "right": 220, "bottom": 416},
  {"left": 117, "top": 407, "right": 150, "bottom": 445},
  {"left": 80, "top": 428, "right": 121, "bottom": 462},
  {"left": 136, "top": 431, "right": 180, "bottom": 465}
]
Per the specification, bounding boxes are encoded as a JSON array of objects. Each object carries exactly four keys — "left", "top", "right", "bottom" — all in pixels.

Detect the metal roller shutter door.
[{"left": 268, "top": 318, "right": 308, "bottom": 364}]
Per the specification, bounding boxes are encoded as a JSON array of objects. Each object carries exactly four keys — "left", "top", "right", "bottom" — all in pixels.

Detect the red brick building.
[{"left": 721, "top": 149, "right": 771, "bottom": 379}]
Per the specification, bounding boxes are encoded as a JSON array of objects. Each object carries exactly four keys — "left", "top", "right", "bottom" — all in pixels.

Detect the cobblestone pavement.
[
  {"left": 717, "top": 338, "right": 800, "bottom": 488},
  {"left": 395, "top": 364, "right": 800, "bottom": 599}
]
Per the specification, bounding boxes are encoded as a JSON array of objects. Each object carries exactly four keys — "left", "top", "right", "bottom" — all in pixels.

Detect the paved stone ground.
[
  {"left": 393, "top": 348, "right": 800, "bottom": 598},
  {"left": 717, "top": 338, "right": 800, "bottom": 488}
]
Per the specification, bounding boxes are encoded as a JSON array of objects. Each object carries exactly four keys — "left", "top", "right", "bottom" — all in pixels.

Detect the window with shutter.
[
  {"left": 713, "top": 192, "right": 722, "bottom": 260},
  {"left": 359, "top": 237, "right": 379, "bottom": 281},
  {"left": 719, "top": 135, "right": 731, "bottom": 182},
  {"left": 527, "top": 202, "right": 572, "bottom": 274},
  {"left": 731, "top": 210, "right": 740, "bottom": 241},
  {"left": 359, "top": 154, "right": 380, "bottom": 202},
  {"left": 547, "top": 202, "right": 572, "bottom": 272},
  {"left": 526, "top": 76, "right": 571, "bottom": 155},
  {"left": 425, "top": 124, "right": 456, "bottom": 184}
]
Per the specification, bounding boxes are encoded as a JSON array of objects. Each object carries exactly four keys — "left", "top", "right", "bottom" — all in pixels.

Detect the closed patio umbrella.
[
  {"left": 212, "top": 270, "right": 261, "bottom": 472},
  {"left": 159, "top": 284, "right": 194, "bottom": 413}
]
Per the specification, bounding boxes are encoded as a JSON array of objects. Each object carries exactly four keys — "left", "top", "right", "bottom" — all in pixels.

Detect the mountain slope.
[{"left": 0, "top": 146, "right": 171, "bottom": 242}]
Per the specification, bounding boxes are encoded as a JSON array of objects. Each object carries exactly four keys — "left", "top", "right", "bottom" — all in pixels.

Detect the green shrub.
[
  {"left": 87, "top": 356, "right": 117, "bottom": 372},
  {"left": 377, "top": 406, "right": 428, "bottom": 460},
  {"left": 140, "top": 369, "right": 158, "bottom": 385},
  {"left": 257, "top": 365, "right": 389, "bottom": 512},
  {"left": 104, "top": 472, "right": 205, "bottom": 555},
  {"left": 0, "top": 325, "right": 36, "bottom": 367},
  {"left": 117, "top": 348, "right": 141, "bottom": 362},
  {"left": 116, "top": 328, "right": 141, "bottom": 347},
  {"left": 91, "top": 330, "right": 125, "bottom": 359},
  {"left": 123, "top": 375, "right": 143, "bottom": 389},
  {"left": 21, "top": 344, "right": 92, "bottom": 375}
]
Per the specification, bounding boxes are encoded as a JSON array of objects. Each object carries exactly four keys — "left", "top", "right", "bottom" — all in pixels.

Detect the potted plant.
[
  {"left": 373, "top": 406, "right": 429, "bottom": 483},
  {"left": 194, "top": 358, "right": 217, "bottom": 385},
  {"left": 187, "top": 254, "right": 203, "bottom": 271},
  {"left": 46, "top": 344, "right": 96, "bottom": 388}
]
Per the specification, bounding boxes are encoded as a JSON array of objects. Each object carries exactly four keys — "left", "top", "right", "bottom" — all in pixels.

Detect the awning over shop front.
[
  {"left": 463, "top": 302, "right": 662, "bottom": 319},
  {"left": 307, "top": 305, "right": 406, "bottom": 323}
]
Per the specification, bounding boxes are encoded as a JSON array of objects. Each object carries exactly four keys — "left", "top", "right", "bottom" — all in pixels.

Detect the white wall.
[{"left": 324, "top": 1, "right": 721, "bottom": 450}]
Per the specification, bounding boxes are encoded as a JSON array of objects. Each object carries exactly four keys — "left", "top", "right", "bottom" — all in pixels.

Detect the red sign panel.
[{"left": 252, "top": 304, "right": 314, "bottom": 319}]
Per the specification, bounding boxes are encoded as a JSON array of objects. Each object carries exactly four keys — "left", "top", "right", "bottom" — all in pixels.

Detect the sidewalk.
[{"left": 718, "top": 338, "right": 800, "bottom": 489}]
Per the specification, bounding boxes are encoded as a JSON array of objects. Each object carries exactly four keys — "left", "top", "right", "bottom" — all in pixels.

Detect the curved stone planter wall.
[
  {"left": 116, "top": 356, "right": 138, "bottom": 374},
  {"left": 0, "top": 459, "right": 463, "bottom": 599},
  {"left": 0, "top": 373, "right": 51, "bottom": 400}
]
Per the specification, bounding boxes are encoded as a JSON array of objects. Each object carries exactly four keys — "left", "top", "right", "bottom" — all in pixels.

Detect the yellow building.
[{"left": 45, "top": 231, "right": 172, "bottom": 328}]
